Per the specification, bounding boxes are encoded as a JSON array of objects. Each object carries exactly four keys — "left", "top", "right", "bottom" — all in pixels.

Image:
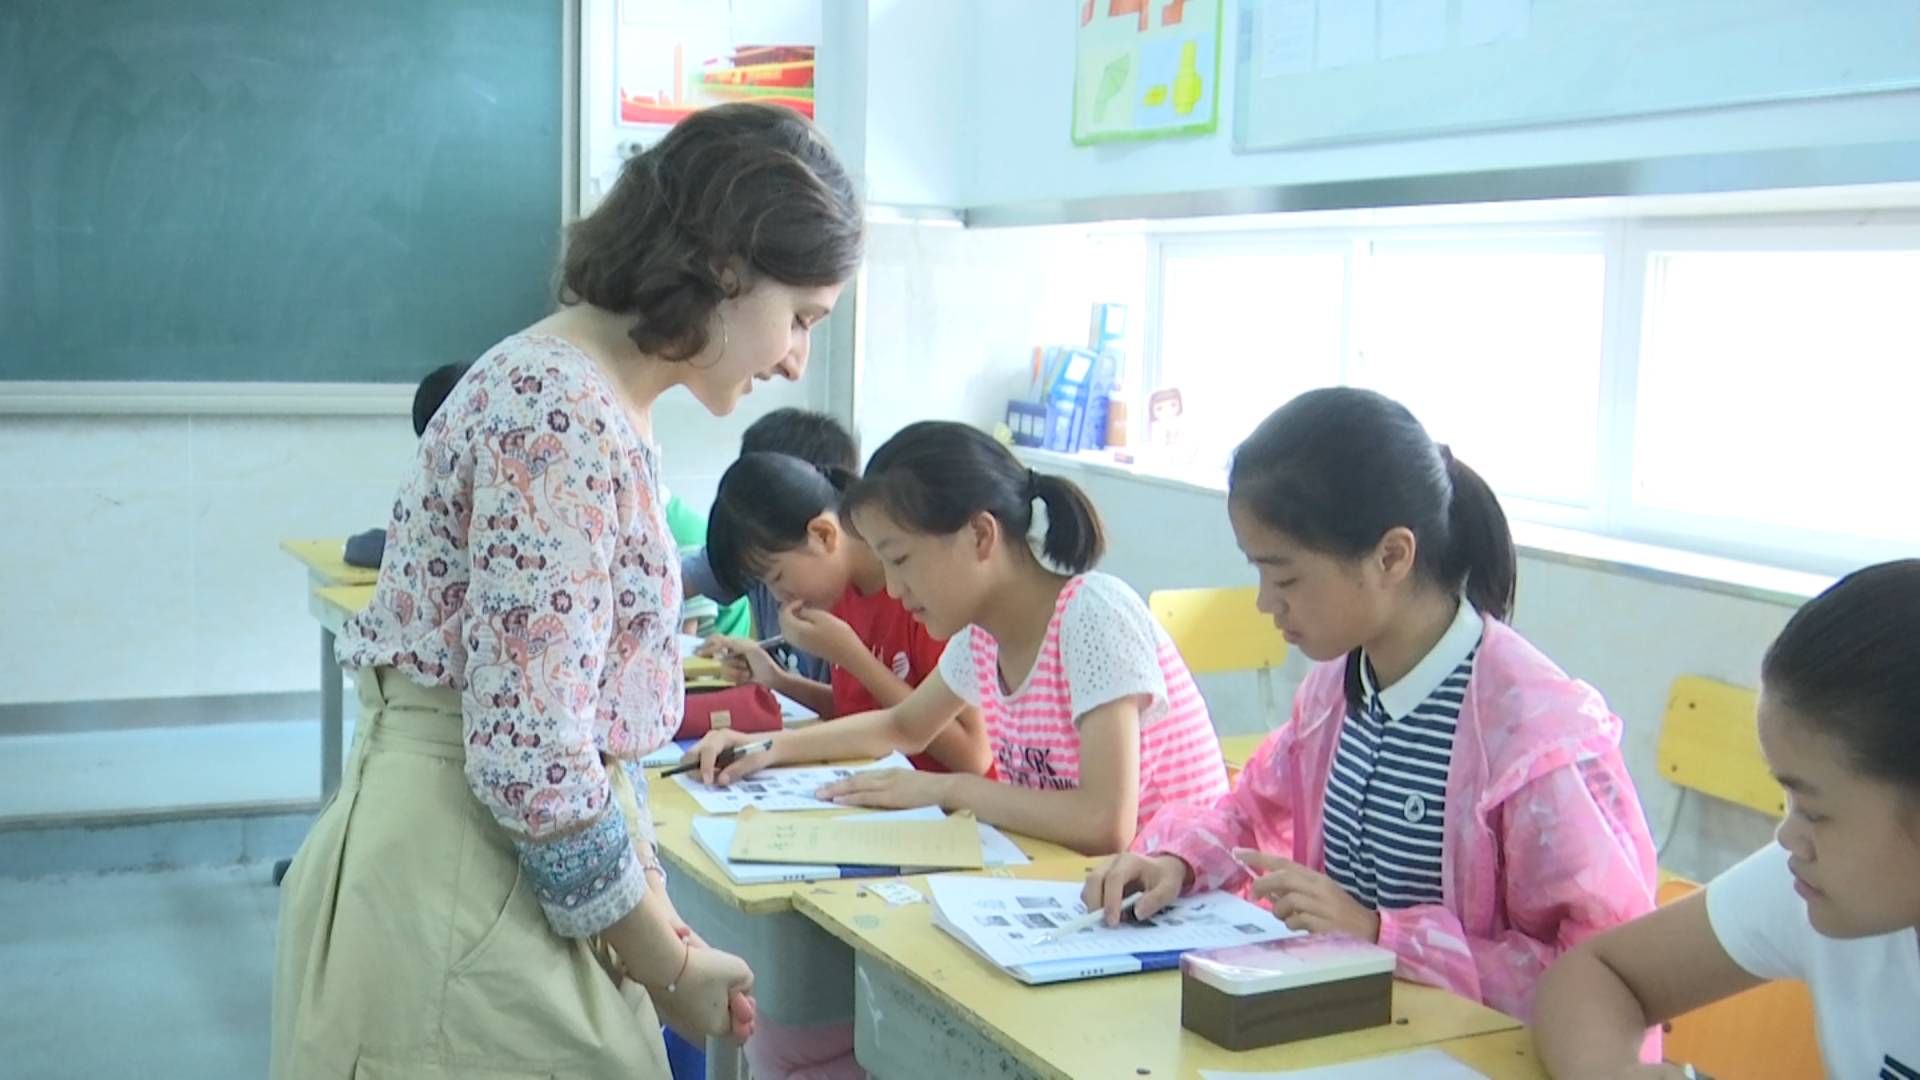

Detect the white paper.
[
  {"left": 1314, "top": 0, "right": 1376, "bottom": 69},
  {"left": 773, "top": 689, "right": 816, "bottom": 722},
  {"left": 690, "top": 806, "right": 1030, "bottom": 884},
  {"left": 1200, "top": 1047, "right": 1491, "bottom": 1079},
  {"left": 1459, "top": 0, "right": 1529, "bottom": 47},
  {"left": 1258, "top": 0, "right": 1316, "bottom": 77},
  {"left": 927, "top": 876, "right": 1296, "bottom": 970},
  {"left": 677, "top": 633, "right": 704, "bottom": 658},
  {"left": 1379, "top": 0, "right": 1448, "bottom": 59},
  {"left": 672, "top": 752, "right": 915, "bottom": 814},
  {"left": 868, "top": 881, "right": 927, "bottom": 906}
]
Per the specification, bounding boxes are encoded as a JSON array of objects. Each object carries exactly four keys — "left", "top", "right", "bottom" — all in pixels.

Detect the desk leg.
[
  {"left": 702, "top": 1037, "right": 743, "bottom": 1080},
  {"left": 320, "top": 628, "right": 343, "bottom": 800},
  {"left": 852, "top": 956, "right": 1039, "bottom": 1080}
]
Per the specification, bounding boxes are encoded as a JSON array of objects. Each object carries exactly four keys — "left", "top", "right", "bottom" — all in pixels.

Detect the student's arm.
[
  {"left": 829, "top": 646, "right": 991, "bottom": 774},
  {"left": 818, "top": 695, "right": 1142, "bottom": 854},
  {"left": 1535, "top": 892, "right": 1763, "bottom": 1079},
  {"left": 1375, "top": 753, "right": 1658, "bottom": 1020},
  {"left": 688, "top": 671, "right": 968, "bottom": 785},
  {"left": 766, "top": 669, "right": 837, "bottom": 717}
]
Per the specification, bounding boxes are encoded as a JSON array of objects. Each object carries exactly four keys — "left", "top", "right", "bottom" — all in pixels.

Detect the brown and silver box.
[{"left": 1180, "top": 934, "right": 1398, "bottom": 1051}]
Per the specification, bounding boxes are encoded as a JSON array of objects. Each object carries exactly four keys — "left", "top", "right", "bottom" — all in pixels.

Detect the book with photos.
[{"left": 927, "top": 875, "right": 1299, "bottom": 986}]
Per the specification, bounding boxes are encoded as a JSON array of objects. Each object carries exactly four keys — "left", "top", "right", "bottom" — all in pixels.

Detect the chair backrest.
[
  {"left": 1655, "top": 877, "right": 1821, "bottom": 1078},
  {"left": 1147, "top": 587, "right": 1288, "bottom": 677},
  {"left": 1656, "top": 676, "right": 1787, "bottom": 818}
]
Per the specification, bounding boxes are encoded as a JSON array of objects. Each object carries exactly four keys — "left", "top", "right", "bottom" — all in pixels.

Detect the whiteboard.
[{"left": 1233, "top": 0, "right": 1920, "bottom": 152}]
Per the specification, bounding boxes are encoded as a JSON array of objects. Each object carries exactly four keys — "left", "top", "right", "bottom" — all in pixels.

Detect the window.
[
  {"left": 1352, "top": 239, "right": 1605, "bottom": 508},
  {"left": 1149, "top": 215, "right": 1920, "bottom": 574},
  {"left": 1156, "top": 245, "right": 1345, "bottom": 472},
  {"left": 1629, "top": 245, "right": 1920, "bottom": 561}
]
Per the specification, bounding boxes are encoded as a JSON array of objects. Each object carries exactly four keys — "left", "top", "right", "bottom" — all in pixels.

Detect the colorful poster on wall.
[
  {"left": 1073, "top": 0, "right": 1223, "bottom": 144},
  {"left": 617, "top": 0, "right": 818, "bottom": 134}
]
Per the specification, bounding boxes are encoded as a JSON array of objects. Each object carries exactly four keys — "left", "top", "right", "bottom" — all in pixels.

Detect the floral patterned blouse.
[{"left": 338, "top": 333, "right": 683, "bottom": 938}]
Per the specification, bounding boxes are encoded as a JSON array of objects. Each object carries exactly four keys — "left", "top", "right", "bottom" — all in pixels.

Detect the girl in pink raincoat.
[{"left": 1085, "top": 387, "right": 1659, "bottom": 1024}]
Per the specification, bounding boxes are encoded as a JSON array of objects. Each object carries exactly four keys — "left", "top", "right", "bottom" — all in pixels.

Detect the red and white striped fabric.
[{"left": 937, "top": 572, "right": 1228, "bottom": 833}]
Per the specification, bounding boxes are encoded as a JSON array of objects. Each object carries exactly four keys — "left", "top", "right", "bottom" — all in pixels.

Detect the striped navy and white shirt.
[{"left": 1321, "top": 601, "right": 1485, "bottom": 911}]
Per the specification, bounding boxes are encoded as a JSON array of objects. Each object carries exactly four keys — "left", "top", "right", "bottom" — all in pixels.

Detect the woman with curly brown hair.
[{"left": 270, "top": 103, "right": 863, "bottom": 1079}]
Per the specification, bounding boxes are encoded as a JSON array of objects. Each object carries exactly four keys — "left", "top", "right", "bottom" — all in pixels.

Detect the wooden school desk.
[
  {"left": 282, "top": 539, "right": 378, "bottom": 799},
  {"left": 792, "top": 865, "right": 1528, "bottom": 1080},
  {"left": 645, "top": 775, "right": 1085, "bottom": 1080}
]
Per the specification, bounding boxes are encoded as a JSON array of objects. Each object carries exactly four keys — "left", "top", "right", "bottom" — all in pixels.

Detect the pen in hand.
[{"left": 658, "top": 739, "right": 774, "bottom": 779}]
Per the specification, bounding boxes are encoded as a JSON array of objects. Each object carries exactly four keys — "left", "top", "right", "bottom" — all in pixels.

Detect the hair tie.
[{"left": 1025, "top": 468, "right": 1041, "bottom": 502}]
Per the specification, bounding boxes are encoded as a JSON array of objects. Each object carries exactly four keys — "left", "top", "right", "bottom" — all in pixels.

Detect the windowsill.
[{"left": 1013, "top": 445, "right": 1832, "bottom": 609}]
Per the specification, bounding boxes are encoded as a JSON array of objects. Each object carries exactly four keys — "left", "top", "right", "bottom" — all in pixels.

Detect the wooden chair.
[
  {"left": 1149, "top": 587, "right": 1289, "bottom": 782},
  {"left": 1655, "top": 675, "right": 1788, "bottom": 841}
]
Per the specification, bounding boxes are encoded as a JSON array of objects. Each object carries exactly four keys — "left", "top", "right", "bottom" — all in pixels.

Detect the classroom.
[{"left": 3, "top": 1, "right": 1917, "bottom": 1078}]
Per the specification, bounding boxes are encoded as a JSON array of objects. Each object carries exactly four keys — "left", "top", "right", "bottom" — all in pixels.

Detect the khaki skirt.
[{"left": 271, "top": 668, "right": 671, "bottom": 1079}]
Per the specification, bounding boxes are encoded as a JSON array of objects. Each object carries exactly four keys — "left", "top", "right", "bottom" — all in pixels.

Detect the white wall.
[
  {"left": 959, "top": 1, "right": 1920, "bottom": 208},
  {"left": 0, "top": 375, "right": 819, "bottom": 710},
  {"left": 857, "top": 220, "right": 1146, "bottom": 449}
]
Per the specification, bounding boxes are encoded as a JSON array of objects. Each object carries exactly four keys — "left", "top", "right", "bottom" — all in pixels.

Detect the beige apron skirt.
[{"left": 271, "top": 668, "right": 671, "bottom": 1079}]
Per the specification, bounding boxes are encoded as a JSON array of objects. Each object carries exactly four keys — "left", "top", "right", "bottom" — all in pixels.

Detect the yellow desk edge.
[
  {"left": 282, "top": 538, "right": 380, "bottom": 587},
  {"left": 793, "top": 867, "right": 1525, "bottom": 1080}
]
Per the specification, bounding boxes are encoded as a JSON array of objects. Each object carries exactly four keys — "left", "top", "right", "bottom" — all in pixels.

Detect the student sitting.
[
  {"left": 699, "top": 451, "right": 989, "bottom": 773},
  {"left": 1535, "top": 559, "right": 1920, "bottom": 1079},
  {"left": 1086, "top": 388, "right": 1658, "bottom": 1024},
  {"left": 680, "top": 407, "right": 859, "bottom": 682}
]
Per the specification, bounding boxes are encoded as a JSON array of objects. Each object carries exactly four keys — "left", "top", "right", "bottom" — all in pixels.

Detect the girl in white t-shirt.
[{"left": 1535, "top": 559, "right": 1920, "bottom": 1079}]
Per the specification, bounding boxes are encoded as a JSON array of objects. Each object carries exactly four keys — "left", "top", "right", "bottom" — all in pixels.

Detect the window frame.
[{"left": 1145, "top": 212, "right": 1920, "bottom": 576}]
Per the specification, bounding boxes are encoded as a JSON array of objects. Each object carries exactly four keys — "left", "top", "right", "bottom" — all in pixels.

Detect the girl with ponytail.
[
  {"left": 687, "top": 421, "right": 1230, "bottom": 857},
  {"left": 1087, "top": 388, "right": 1658, "bottom": 1026},
  {"left": 699, "top": 452, "right": 989, "bottom": 774}
]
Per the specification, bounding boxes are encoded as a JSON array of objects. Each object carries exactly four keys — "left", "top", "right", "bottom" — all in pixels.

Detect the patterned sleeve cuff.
[{"left": 516, "top": 806, "right": 648, "bottom": 938}]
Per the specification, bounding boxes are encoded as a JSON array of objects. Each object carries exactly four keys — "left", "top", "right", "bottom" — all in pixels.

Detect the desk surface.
[
  {"left": 281, "top": 538, "right": 379, "bottom": 587},
  {"left": 793, "top": 866, "right": 1524, "bottom": 1080},
  {"left": 647, "top": 777, "right": 1087, "bottom": 917},
  {"left": 1220, "top": 732, "right": 1267, "bottom": 771}
]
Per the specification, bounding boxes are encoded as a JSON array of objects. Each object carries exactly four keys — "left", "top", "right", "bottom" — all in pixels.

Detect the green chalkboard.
[{"left": 0, "top": 0, "right": 562, "bottom": 383}]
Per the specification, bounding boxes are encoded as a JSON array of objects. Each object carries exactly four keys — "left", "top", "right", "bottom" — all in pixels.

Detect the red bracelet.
[{"left": 665, "top": 937, "right": 692, "bottom": 993}]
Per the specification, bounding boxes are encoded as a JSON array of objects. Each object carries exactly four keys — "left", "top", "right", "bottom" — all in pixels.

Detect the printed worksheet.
[
  {"left": 927, "top": 876, "right": 1296, "bottom": 970},
  {"left": 672, "top": 752, "right": 914, "bottom": 813}
]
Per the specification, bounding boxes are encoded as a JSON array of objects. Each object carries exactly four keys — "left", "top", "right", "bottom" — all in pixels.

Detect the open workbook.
[
  {"left": 691, "top": 806, "right": 1032, "bottom": 885},
  {"left": 670, "top": 752, "right": 915, "bottom": 813},
  {"left": 928, "top": 876, "right": 1299, "bottom": 985}
]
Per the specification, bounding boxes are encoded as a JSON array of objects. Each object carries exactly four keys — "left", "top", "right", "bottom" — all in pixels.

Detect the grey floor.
[{"left": 0, "top": 863, "right": 280, "bottom": 1079}]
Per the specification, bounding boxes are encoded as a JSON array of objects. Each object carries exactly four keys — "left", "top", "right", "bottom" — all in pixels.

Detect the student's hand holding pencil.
[
  {"left": 683, "top": 728, "right": 784, "bottom": 787},
  {"left": 1082, "top": 851, "right": 1194, "bottom": 926},
  {"left": 696, "top": 634, "right": 779, "bottom": 686}
]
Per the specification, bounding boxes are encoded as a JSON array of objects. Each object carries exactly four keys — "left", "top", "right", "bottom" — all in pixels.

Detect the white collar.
[{"left": 1361, "top": 600, "right": 1484, "bottom": 721}]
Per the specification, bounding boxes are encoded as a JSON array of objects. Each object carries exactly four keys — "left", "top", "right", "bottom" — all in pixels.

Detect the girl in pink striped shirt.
[
  {"left": 689, "top": 421, "right": 1228, "bottom": 1080},
  {"left": 689, "top": 420, "right": 1230, "bottom": 855}
]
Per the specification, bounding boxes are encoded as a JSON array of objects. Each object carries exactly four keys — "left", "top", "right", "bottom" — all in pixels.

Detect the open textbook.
[{"left": 928, "top": 875, "right": 1298, "bottom": 985}]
